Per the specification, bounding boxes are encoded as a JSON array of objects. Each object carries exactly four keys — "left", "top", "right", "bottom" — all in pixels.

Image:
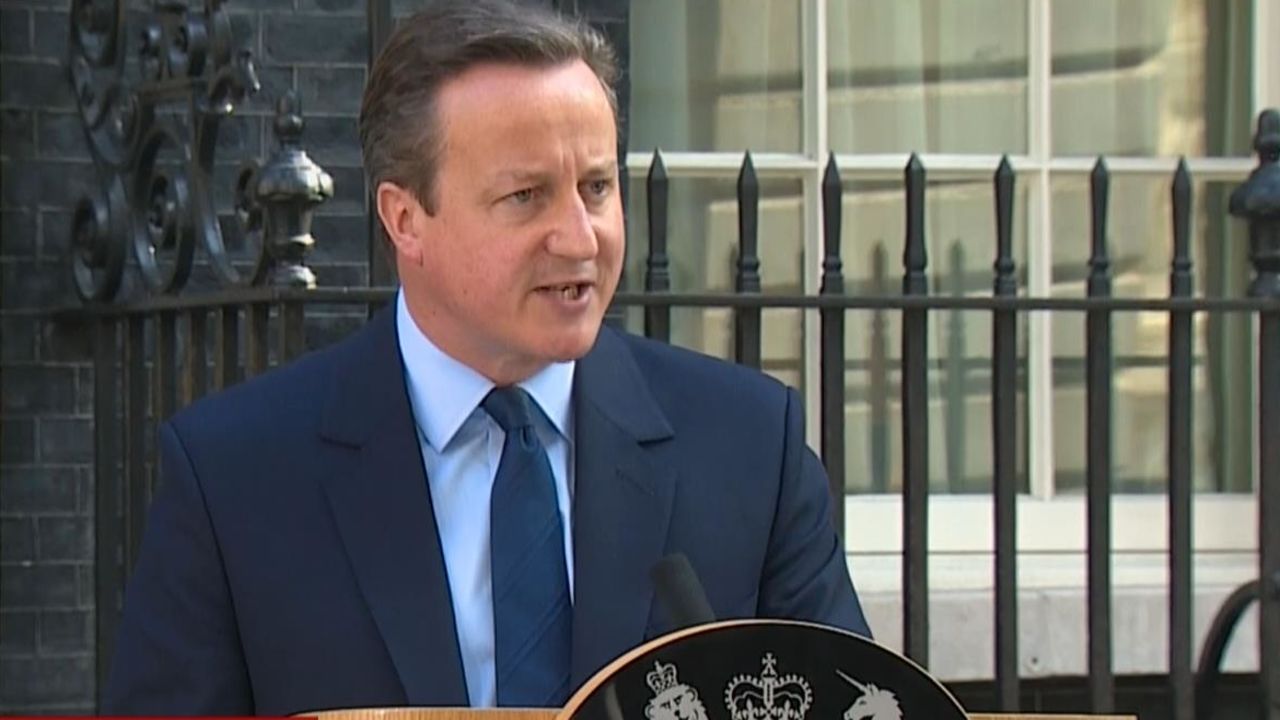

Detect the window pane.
[
  {"left": 1049, "top": 175, "right": 1253, "bottom": 493},
  {"left": 827, "top": 0, "right": 1029, "bottom": 154},
  {"left": 1050, "top": 0, "right": 1253, "bottom": 157},
  {"left": 837, "top": 177, "right": 1030, "bottom": 295},
  {"left": 623, "top": 175, "right": 806, "bottom": 390},
  {"left": 628, "top": 1, "right": 802, "bottom": 153},
  {"left": 837, "top": 177, "right": 1031, "bottom": 494}
]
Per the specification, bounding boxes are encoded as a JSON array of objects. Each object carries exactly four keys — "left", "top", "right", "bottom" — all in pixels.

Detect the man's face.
[{"left": 393, "top": 59, "right": 624, "bottom": 384}]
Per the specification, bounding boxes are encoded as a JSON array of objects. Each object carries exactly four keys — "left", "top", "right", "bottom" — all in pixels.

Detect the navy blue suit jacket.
[{"left": 104, "top": 308, "right": 869, "bottom": 714}]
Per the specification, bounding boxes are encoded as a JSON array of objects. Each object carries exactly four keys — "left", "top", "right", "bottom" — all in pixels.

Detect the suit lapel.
[
  {"left": 316, "top": 308, "right": 469, "bottom": 707},
  {"left": 313, "top": 316, "right": 678, "bottom": 701},
  {"left": 570, "top": 329, "right": 677, "bottom": 687}
]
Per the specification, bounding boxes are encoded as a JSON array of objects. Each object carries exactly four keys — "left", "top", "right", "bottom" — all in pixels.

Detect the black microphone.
[{"left": 650, "top": 552, "right": 716, "bottom": 631}]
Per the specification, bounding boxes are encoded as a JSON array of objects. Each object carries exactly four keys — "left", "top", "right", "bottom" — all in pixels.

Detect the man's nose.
[{"left": 545, "top": 192, "right": 598, "bottom": 259}]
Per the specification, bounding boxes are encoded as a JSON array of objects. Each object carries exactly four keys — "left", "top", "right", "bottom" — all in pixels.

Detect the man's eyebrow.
[
  {"left": 491, "top": 162, "right": 619, "bottom": 186},
  {"left": 581, "top": 160, "right": 619, "bottom": 178}
]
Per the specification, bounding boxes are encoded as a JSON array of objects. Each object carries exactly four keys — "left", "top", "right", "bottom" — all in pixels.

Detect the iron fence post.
[
  {"left": 735, "top": 152, "right": 762, "bottom": 369},
  {"left": 1168, "top": 158, "right": 1195, "bottom": 720},
  {"left": 820, "top": 155, "right": 845, "bottom": 531},
  {"left": 1086, "top": 157, "right": 1115, "bottom": 713},
  {"left": 991, "top": 155, "right": 1019, "bottom": 711},
  {"left": 645, "top": 150, "right": 671, "bottom": 342},
  {"left": 1229, "top": 108, "right": 1280, "bottom": 720},
  {"left": 901, "top": 153, "right": 930, "bottom": 666}
]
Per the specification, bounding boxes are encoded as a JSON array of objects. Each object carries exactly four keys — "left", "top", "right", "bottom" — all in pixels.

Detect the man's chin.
[{"left": 542, "top": 325, "right": 604, "bottom": 363}]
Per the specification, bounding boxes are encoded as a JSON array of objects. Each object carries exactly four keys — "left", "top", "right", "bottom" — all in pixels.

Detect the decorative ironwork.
[
  {"left": 1232, "top": 109, "right": 1280, "bottom": 298},
  {"left": 255, "top": 92, "right": 334, "bottom": 288},
  {"left": 68, "top": 0, "right": 330, "bottom": 303}
]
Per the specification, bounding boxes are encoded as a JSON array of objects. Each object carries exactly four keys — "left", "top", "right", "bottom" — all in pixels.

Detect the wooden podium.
[
  {"left": 309, "top": 709, "right": 1132, "bottom": 720},
  {"left": 303, "top": 620, "right": 1135, "bottom": 720}
]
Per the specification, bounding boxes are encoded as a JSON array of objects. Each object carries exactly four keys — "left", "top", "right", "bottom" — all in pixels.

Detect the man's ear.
[{"left": 375, "top": 181, "right": 428, "bottom": 267}]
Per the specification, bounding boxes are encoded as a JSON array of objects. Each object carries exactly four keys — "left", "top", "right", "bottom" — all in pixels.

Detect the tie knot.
[{"left": 482, "top": 386, "right": 536, "bottom": 432}]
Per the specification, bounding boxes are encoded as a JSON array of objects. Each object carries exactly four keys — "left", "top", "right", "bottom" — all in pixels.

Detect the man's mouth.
[{"left": 538, "top": 283, "right": 590, "bottom": 301}]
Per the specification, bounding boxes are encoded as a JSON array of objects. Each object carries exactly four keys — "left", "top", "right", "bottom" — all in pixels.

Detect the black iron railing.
[{"left": 72, "top": 150, "right": 1280, "bottom": 720}]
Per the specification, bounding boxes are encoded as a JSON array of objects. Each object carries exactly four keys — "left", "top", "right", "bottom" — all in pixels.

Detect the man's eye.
[
  {"left": 584, "top": 179, "right": 612, "bottom": 197},
  {"left": 508, "top": 188, "right": 536, "bottom": 204}
]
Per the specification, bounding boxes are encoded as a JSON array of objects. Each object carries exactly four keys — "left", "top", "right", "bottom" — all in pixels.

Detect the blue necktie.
[{"left": 483, "top": 387, "right": 572, "bottom": 707}]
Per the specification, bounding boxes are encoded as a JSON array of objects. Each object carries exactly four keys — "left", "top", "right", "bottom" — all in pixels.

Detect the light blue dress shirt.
[{"left": 395, "top": 293, "right": 576, "bottom": 707}]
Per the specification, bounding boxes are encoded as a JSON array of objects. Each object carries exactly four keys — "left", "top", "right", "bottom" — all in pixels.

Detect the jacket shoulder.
[
  {"left": 166, "top": 319, "right": 369, "bottom": 447},
  {"left": 607, "top": 327, "right": 790, "bottom": 403}
]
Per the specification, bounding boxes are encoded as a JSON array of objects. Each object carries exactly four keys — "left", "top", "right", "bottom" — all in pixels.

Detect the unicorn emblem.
[{"left": 836, "top": 669, "right": 903, "bottom": 720}]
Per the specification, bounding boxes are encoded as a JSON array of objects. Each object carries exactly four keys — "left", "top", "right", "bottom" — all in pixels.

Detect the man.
[{"left": 104, "top": 0, "right": 869, "bottom": 714}]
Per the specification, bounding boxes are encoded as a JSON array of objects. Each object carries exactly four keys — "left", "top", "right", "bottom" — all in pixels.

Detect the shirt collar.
[{"left": 395, "top": 290, "right": 575, "bottom": 451}]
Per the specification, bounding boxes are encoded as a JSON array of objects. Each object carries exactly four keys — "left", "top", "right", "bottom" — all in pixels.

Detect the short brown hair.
[{"left": 359, "top": 0, "right": 619, "bottom": 213}]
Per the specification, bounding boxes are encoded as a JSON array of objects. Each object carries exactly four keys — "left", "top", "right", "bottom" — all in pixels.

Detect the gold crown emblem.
[
  {"left": 724, "top": 654, "right": 812, "bottom": 720},
  {"left": 646, "top": 661, "right": 681, "bottom": 695}
]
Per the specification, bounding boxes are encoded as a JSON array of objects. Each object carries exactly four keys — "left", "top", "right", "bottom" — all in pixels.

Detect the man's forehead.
[
  {"left": 438, "top": 58, "right": 610, "bottom": 113},
  {"left": 430, "top": 58, "right": 617, "bottom": 185},
  {"left": 436, "top": 63, "right": 614, "bottom": 137}
]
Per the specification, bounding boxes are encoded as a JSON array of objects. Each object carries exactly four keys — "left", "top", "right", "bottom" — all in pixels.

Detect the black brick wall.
[
  {"left": 2, "top": 0, "right": 98, "bottom": 710},
  {"left": 0, "top": 0, "right": 628, "bottom": 711}
]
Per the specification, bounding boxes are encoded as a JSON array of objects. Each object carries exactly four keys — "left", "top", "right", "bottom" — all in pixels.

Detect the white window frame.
[{"left": 623, "top": 0, "right": 1272, "bottom": 578}]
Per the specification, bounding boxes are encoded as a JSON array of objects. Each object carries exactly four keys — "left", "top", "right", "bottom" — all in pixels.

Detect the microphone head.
[{"left": 650, "top": 552, "right": 716, "bottom": 631}]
